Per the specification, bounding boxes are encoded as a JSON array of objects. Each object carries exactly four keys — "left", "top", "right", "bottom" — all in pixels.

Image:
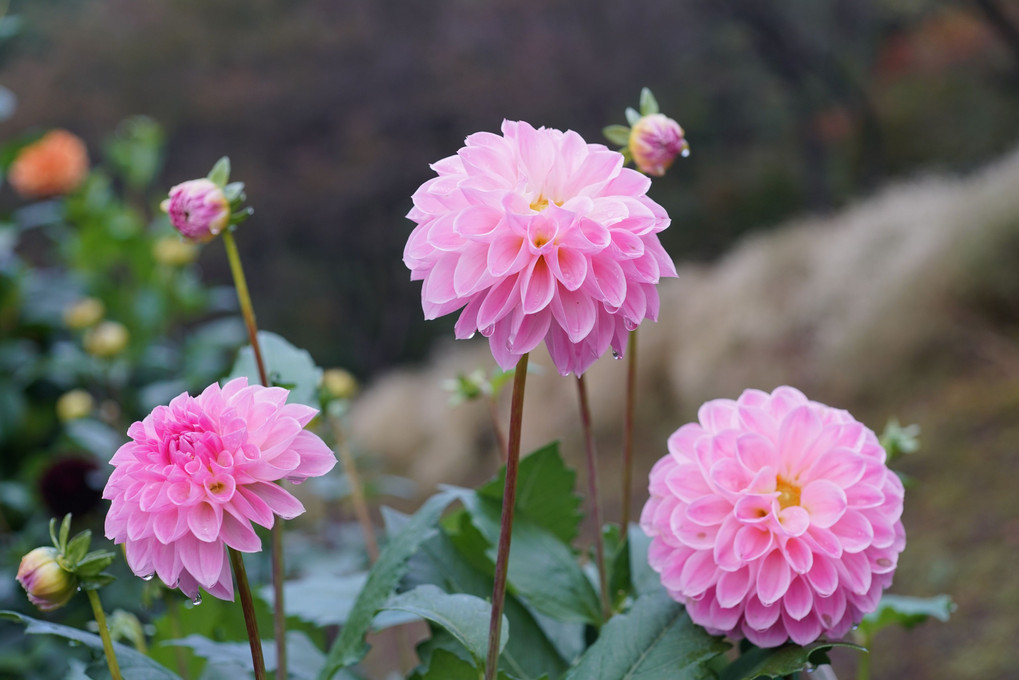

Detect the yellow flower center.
[{"left": 776, "top": 476, "right": 801, "bottom": 509}]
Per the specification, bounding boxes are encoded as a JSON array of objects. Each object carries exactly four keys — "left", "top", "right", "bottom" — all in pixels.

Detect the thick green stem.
[
  {"left": 222, "top": 229, "right": 285, "bottom": 676},
  {"left": 483, "top": 354, "right": 529, "bottom": 680},
  {"left": 86, "top": 589, "right": 122, "bottom": 680},
  {"left": 576, "top": 375, "right": 610, "bottom": 621},
  {"left": 620, "top": 328, "right": 638, "bottom": 541},
  {"left": 228, "top": 548, "right": 267, "bottom": 680}
]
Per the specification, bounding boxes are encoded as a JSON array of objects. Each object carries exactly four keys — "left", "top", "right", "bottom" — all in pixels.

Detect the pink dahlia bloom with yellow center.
[
  {"left": 640, "top": 386, "right": 905, "bottom": 647},
  {"left": 161, "top": 178, "right": 231, "bottom": 242},
  {"left": 404, "top": 120, "right": 676, "bottom": 376},
  {"left": 103, "top": 378, "right": 336, "bottom": 600}
]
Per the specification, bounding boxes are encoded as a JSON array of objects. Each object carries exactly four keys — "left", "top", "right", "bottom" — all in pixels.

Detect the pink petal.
[
  {"left": 550, "top": 247, "right": 588, "bottom": 291},
  {"left": 744, "top": 595, "right": 782, "bottom": 631},
  {"left": 519, "top": 257, "right": 556, "bottom": 314},
  {"left": 716, "top": 566, "right": 752, "bottom": 608},
  {"left": 777, "top": 405, "right": 823, "bottom": 475},
  {"left": 686, "top": 495, "right": 732, "bottom": 526},
  {"left": 831, "top": 510, "right": 874, "bottom": 553},
  {"left": 736, "top": 433, "right": 776, "bottom": 473},
  {"left": 550, "top": 286, "right": 597, "bottom": 342},
  {"left": 783, "top": 610, "right": 822, "bottom": 645},
  {"left": 756, "top": 549, "right": 792, "bottom": 605},
  {"left": 245, "top": 481, "right": 305, "bottom": 520},
  {"left": 679, "top": 549, "right": 718, "bottom": 596},
  {"left": 781, "top": 536, "right": 813, "bottom": 574},
  {"left": 806, "top": 555, "right": 839, "bottom": 597},
  {"left": 734, "top": 525, "right": 773, "bottom": 562},
  {"left": 187, "top": 501, "right": 223, "bottom": 543},
  {"left": 783, "top": 576, "right": 814, "bottom": 620}
]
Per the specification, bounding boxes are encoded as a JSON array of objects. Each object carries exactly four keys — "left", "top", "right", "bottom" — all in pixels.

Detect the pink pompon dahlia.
[
  {"left": 103, "top": 378, "right": 336, "bottom": 600},
  {"left": 640, "top": 386, "right": 905, "bottom": 647},
  {"left": 404, "top": 120, "right": 676, "bottom": 376}
]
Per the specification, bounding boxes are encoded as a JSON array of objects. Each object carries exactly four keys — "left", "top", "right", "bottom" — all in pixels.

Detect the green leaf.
[
  {"left": 564, "top": 591, "right": 728, "bottom": 680},
  {"left": 478, "top": 442, "right": 582, "bottom": 544},
  {"left": 628, "top": 524, "right": 665, "bottom": 597},
  {"left": 639, "top": 87, "right": 660, "bottom": 116},
  {"left": 718, "top": 641, "right": 865, "bottom": 680},
  {"left": 625, "top": 107, "right": 642, "bottom": 127},
  {"left": 64, "top": 530, "right": 92, "bottom": 565},
  {"left": 206, "top": 157, "right": 231, "bottom": 187},
  {"left": 228, "top": 330, "right": 323, "bottom": 407},
  {"left": 165, "top": 631, "right": 330, "bottom": 680},
  {"left": 605, "top": 525, "right": 631, "bottom": 607},
  {"left": 460, "top": 491, "right": 602, "bottom": 625},
  {"left": 603, "top": 124, "right": 632, "bottom": 147},
  {"left": 0, "top": 610, "right": 181, "bottom": 679},
  {"left": 318, "top": 490, "right": 459, "bottom": 679},
  {"left": 384, "top": 585, "right": 507, "bottom": 666},
  {"left": 412, "top": 648, "right": 481, "bottom": 680},
  {"left": 409, "top": 530, "right": 569, "bottom": 680},
  {"left": 857, "top": 593, "right": 954, "bottom": 637}
]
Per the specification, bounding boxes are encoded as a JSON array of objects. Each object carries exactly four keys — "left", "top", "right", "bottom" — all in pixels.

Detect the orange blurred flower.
[{"left": 8, "top": 129, "right": 89, "bottom": 199}]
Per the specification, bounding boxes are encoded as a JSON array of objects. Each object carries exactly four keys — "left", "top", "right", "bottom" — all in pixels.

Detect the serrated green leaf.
[
  {"left": 206, "top": 157, "right": 231, "bottom": 187},
  {"left": 564, "top": 591, "right": 729, "bottom": 680},
  {"left": 603, "top": 125, "right": 632, "bottom": 147},
  {"left": 626, "top": 107, "right": 642, "bottom": 126},
  {"left": 228, "top": 330, "right": 323, "bottom": 407},
  {"left": 478, "top": 443, "right": 582, "bottom": 544},
  {"left": 0, "top": 610, "right": 181, "bottom": 679},
  {"left": 409, "top": 531, "right": 569, "bottom": 680},
  {"left": 385, "top": 585, "right": 507, "bottom": 666},
  {"left": 318, "top": 491, "right": 459, "bottom": 679},
  {"left": 639, "top": 87, "right": 660, "bottom": 116},
  {"left": 718, "top": 641, "right": 865, "bottom": 680},
  {"left": 857, "top": 593, "right": 954, "bottom": 637},
  {"left": 460, "top": 491, "right": 602, "bottom": 625}
]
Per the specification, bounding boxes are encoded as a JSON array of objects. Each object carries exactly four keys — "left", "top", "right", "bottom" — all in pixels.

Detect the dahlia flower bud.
[
  {"left": 153, "top": 236, "right": 199, "bottom": 267},
  {"left": 8, "top": 130, "right": 89, "bottom": 199},
  {"left": 17, "top": 547, "right": 77, "bottom": 612},
  {"left": 629, "top": 113, "right": 689, "bottom": 177},
  {"left": 640, "top": 386, "right": 906, "bottom": 648},
  {"left": 160, "top": 178, "right": 231, "bottom": 243},
  {"left": 83, "top": 321, "right": 129, "bottom": 358},
  {"left": 56, "top": 389, "right": 95, "bottom": 422},
  {"left": 322, "top": 368, "right": 359, "bottom": 401},
  {"left": 63, "top": 297, "right": 105, "bottom": 330}
]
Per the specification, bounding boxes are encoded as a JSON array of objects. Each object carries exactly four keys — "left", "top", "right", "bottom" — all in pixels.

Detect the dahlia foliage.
[
  {"left": 641, "top": 386, "right": 906, "bottom": 646},
  {"left": 404, "top": 120, "right": 676, "bottom": 376},
  {"left": 103, "top": 378, "right": 336, "bottom": 600}
]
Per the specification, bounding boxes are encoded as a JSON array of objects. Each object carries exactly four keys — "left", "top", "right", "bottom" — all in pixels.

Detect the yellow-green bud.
[
  {"left": 322, "top": 368, "right": 359, "bottom": 400},
  {"left": 153, "top": 236, "right": 199, "bottom": 267},
  {"left": 56, "top": 389, "right": 95, "bottom": 422},
  {"left": 16, "top": 547, "right": 77, "bottom": 612},
  {"left": 63, "top": 298, "right": 105, "bottom": 330},
  {"left": 83, "top": 321, "right": 129, "bottom": 358}
]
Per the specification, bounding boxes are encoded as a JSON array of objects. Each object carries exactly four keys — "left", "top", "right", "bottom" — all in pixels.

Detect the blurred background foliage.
[{"left": 2, "top": 0, "right": 1017, "bottom": 377}]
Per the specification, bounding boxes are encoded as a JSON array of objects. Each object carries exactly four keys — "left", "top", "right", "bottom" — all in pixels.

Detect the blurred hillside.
[
  {"left": 349, "top": 140, "right": 1019, "bottom": 679},
  {"left": 1, "top": 0, "right": 1018, "bottom": 376}
]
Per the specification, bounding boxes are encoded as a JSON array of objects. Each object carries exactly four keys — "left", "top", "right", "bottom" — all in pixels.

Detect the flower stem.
[
  {"left": 328, "top": 412, "right": 380, "bottom": 563},
  {"left": 221, "top": 229, "right": 284, "bottom": 677},
  {"left": 488, "top": 395, "right": 509, "bottom": 464},
  {"left": 164, "top": 591, "right": 190, "bottom": 679},
  {"left": 85, "top": 589, "right": 122, "bottom": 680},
  {"left": 576, "top": 374, "right": 610, "bottom": 621},
  {"left": 228, "top": 548, "right": 267, "bottom": 680},
  {"left": 620, "top": 328, "right": 638, "bottom": 541},
  {"left": 483, "top": 353, "right": 529, "bottom": 680}
]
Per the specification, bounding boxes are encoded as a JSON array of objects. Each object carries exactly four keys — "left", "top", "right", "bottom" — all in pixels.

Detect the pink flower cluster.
[
  {"left": 641, "top": 386, "right": 905, "bottom": 647},
  {"left": 103, "top": 378, "right": 336, "bottom": 600},
  {"left": 404, "top": 120, "right": 676, "bottom": 376}
]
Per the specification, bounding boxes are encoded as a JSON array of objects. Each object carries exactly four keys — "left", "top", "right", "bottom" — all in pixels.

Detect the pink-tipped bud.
[
  {"left": 628, "top": 113, "right": 689, "bottom": 177},
  {"left": 17, "top": 547, "right": 77, "bottom": 612},
  {"left": 160, "top": 178, "right": 230, "bottom": 242}
]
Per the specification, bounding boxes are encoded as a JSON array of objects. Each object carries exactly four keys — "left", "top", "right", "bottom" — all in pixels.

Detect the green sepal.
[
  {"left": 639, "top": 87, "right": 660, "bottom": 116},
  {"left": 64, "top": 529, "right": 92, "bottom": 565},
  {"left": 75, "top": 550, "right": 117, "bottom": 576},
  {"left": 603, "top": 124, "right": 632, "bottom": 147},
  {"left": 625, "top": 107, "right": 642, "bottom": 126},
  {"left": 207, "top": 156, "right": 231, "bottom": 187},
  {"left": 79, "top": 573, "right": 116, "bottom": 590}
]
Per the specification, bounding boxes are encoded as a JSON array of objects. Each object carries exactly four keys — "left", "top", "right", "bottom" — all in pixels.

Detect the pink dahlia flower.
[
  {"left": 103, "top": 378, "right": 336, "bottom": 600},
  {"left": 160, "top": 178, "right": 230, "bottom": 242},
  {"left": 640, "top": 386, "right": 905, "bottom": 647},
  {"left": 629, "top": 113, "right": 689, "bottom": 177},
  {"left": 404, "top": 120, "right": 676, "bottom": 376}
]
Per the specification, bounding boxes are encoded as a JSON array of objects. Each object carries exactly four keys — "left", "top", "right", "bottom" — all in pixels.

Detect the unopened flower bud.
[
  {"left": 56, "top": 389, "right": 95, "bottom": 422},
  {"left": 16, "top": 547, "right": 77, "bottom": 612},
  {"left": 628, "top": 113, "right": 689, "bottom": 177},
  {"left": 322, "top": 368, "right": 359, "bottom": 401},
  {"left": 153, "top": 236, "right": 199, "bottom": 266},
  {"left": 160, "top": 178, "right": 230, "bottom": 243},
  {"left": 83, "top": 321, "right": 129, "bottom": 358},
  {"left": 63, "top": 298, "right": 105, "bottom": 330},
  {"left": 8, "top": 130, "right": 89, "bottom": 199}
]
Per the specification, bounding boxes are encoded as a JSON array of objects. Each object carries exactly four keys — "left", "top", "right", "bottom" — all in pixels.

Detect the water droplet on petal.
[
  {"left": 611, "top": 350, "right": 622, "bottom": 360},
  {"left": 141, "top": 573, "right": 155, "bottom": 582},
  {"left": 191, "top": 593, "right": 202, "bottom": 606},
  {"left": 466, "top": 332, "right": 476, "bottom": 340},
  {"left": 681, "top": 148, "right": 691, "bottom": 157}
]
